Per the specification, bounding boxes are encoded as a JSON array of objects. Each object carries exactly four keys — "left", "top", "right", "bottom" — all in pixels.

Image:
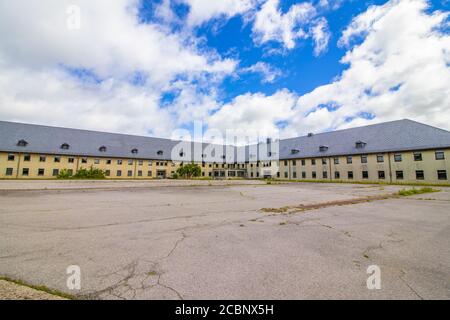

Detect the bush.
[
  {"left": 398, "top": 187, "right": 439, "bottom": 196},
  {"left": 171, "top": 172, "right": 179, "bottom": 179},
  {"left": 72, "top": 166, "right": 106, "bottom": 179},
  {"left": 57, "top": 169, "right": 73, "bottom": 179},
  {"left": 176, "top": 163, "right": 201, "bottom": 178}
]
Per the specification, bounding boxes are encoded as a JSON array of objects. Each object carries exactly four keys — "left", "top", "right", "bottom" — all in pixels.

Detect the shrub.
[
  {"left": 73, "top": 166, "right": 106, "bottom": 179},
  {"left": 176, "top": 163, "right": 201, "bottom": 178},
  {"left": 398, "top": 187, "right": 439, "bottom": 196},
  {"left": 57, "top": 169, "right": 73, "bottom": 179}
]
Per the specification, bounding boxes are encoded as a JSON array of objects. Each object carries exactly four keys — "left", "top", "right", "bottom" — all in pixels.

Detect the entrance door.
[{"left": 157, "top": 170, "right": 166, "bottom": 179}]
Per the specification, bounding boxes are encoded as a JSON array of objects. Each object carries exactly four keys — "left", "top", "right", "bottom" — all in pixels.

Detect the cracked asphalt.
[{"left": 1, "top": 180, "right": 449, "bottom": 299}]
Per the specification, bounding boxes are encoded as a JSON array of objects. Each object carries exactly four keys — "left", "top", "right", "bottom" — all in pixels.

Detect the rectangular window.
[
  {"left": 94, "top": 159, "right": 100, "bottom": 164},
  {"left": 148, "top": 171, "right": 152, "bottom": 177},
  {"left": 256, "top": 172, "right": 259, "bottom": 178},
  {"left": 81, "top": 157, "right": 87, "bottom": 164},
  {"left": 348, "top": 171, "right": 353, "bottom": 179},
  {"left": 128, "top": 159, "right": 133, "bottom": 165},
  {"left": 361, "top": 155, "right": 368, "bottom": 163},
  {"left": 301, "top": 159, "right": 305, "bottom": 166},
  {"left": 39, "top": 155, "right": 46, "bottom": 162},
  {"left": 106, "top": 159, "right": 112, "bottom": 165},
  {"left": 138, "top": 170, "right": 143, "bottom": 177},
  {"left": 435, "top": 151, "right": 445, "bottom": 160},
  {"left": 437, "top": 170, "right": 447, "bottom": 180},
  {"left": 396, "top": 171, "right": 403, "bottom": 180},
  {"left": 347, "top": 156, "right": 352, "bottom": 164},
  {"left": 292, "top": 171, "right": 297, "bottom": 178},
  {"left": 378, "top": 171, "right": 385, "bottom": 179},
  {"left": 334, "top": 157, "right": 339, "bottom": 165},
  {"left": 22, "top": 168, "right": 29, "bottom": 176},
  {"left": 334, "top": 171, "right": 340, "bottom": 179},
  {"left": 362, "top": 171, "right": 369, "bottom": 179},
  {"left": 323, "top": 171, "right": 328, "bottom": 179},
  {"left": 284, "top": 160, "right": 288, "bottom": 166},
  {"left": 117, "top": 170, "right": 122, "bottom": 177},
  {"left": 311, "top": 159, "right": 316, "bottom": 165},
  {"left": 24, "top": 154, "right": 31, "bottom": 161},
  {"left": 5, "top": 168, "right": 13, "bottom": 176},
  {"left": 105, "top": 170, "right": 110, "bottom": 177},
  {"left": 416, "top": 170, "right": 424, "bottom": 180},
  {"left": 322, "top": 158, "right": 327, "bottom": 165},
  {"left": 38, "top": 168, "right": 45, "bottom": 176},
  {"left": 394, "top": 154, "right": 402, "bottom": 162},
  {"left": 284, "top": 172, "right": 288, "bottom": 178},
  {"left": 414, "top": 152, "right": 422, "bottom": 161},
  {"left": 377, "top": 155, "right": 384, "bottom": 163},
  {"left": 148, "top": 161, "right": 152, "bottom": 166},
  {"left": 52, "top": 169, "right": 59, "bottom": 176},
  {"left": 117, "top": 159, "right": 123, "bottom": 165},
  {"left": 127, "top": 170, "right": 133, "bottom": 177},
  {"left": 292, "top": 160, "right": 296, "bottom": 166},
  {"left": 138, "top": 160, "right": 143, "bottom": 166},
  {"left": 8, "top": 154, "right": 15, "bottom": 161},
  {"left": 68, "top": 157, "right": 74, "bottom": 163},
  {"left": 54, "top": 156, "right": 61, "bottom": 163},
  {"left": 312, "top": 171, "right": 316, "bottom": 179},
  {"left": 302, "top": 172, "right": 306, "bottom": 179}
]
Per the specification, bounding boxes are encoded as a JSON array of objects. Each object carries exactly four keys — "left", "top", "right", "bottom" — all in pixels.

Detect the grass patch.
[
  {"left": 398, "top": 187, "right": 440, "bottom": 196},
  {"left": 260, "top": 206, "right": 290, "bottom": 213},
  {"left": 0, "top": 275, "right": 77, "bottom": 299}
]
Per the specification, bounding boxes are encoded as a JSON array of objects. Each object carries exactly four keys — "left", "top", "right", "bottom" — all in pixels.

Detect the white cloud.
[
  {"left": 182, "top": 0, "right": 257, "bottom": 26},
  {"left": 252, "top": 0, "right": 317, "bottom": 49},
  {"left": 240, "top": 62, "right": 282, "bottom": 83},
  {"left": 0, "top": 0, "right": 237, "bottom": 136},
  {"left": 310, "top": 17, "right": 331, "bottom": 56},
  {"left": 292, "top": 0, "right": 450, "bottom": 133}
]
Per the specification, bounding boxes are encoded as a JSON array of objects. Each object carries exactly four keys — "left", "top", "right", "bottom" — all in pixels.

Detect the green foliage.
[
  {"left": 398, "top": 187, "right": 439, "bottom": 196},
  {"left": 57, "top": 169, "right": 72, "bottom": 179},
  {"left": 73, "top": 167, "right": 106, "bottom": 179},
  {"left": 171, "top": 172, "right": 179, "bottom": 179},
  {"left": 176, "top": 163, "right": 201, "bottom": 178}
]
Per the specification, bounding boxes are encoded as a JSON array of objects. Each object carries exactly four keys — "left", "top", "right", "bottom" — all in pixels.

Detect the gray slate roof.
[{"left": 1, "top": 119, "right": 450, "bottom": 162}]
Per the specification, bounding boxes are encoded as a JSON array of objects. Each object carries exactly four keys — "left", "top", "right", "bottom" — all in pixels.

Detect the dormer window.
[
  {"left": 355, "top": 141, "right": 367, "bottom": 149},
  {"left": 179, "top": 151, "right": 185, "bottom": 157},
  {"left": 61, "top": 143, "right": 70, "bottom": 150},
  {"left": 157, "top": 150, "right": 163, "bottom": 155},
  {"left": 201, "top": 154, "right": 206, "bottom": 158},
  {"left": 319, "top": 145, "right": 328, "bottom": 152},
  {"left": 131, "top": 148, "right": 138, "bottom": 154},
  {"left": 17, "top": 139, "right": 28, "bottom": 147},
  {"left": 99, "top": 146, "right": 107, "bottom": 152},
  {"left": 268, "top": 152, "right": 272, "bottom": 157},
  {"left": 221, "top": 155, "right": 226, "bottom": 159},
  {"left": 307, "top": 133, "right": 314, "bottom": 137},
  {"left": 291, "top": 149, "right": 300, "bottom": 154}
]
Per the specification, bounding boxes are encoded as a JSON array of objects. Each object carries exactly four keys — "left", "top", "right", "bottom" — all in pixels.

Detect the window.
[
  {"left": 348, "top": 171, "right": 353, "bottom": 179},
  {"left": 138, "top": 160, "right": 143, "bottom": 166},
  {"left": 128, "top": 159, "right": 133, "bottom": 165},
  {"left": 355, "top": 141, "right": 366, "bottom": 149},
  {"left": 334, "top": 171, "right": 340, "bottom": 179},
  {"left": 22, "top": 168, "right": 29, "bottom": 176},
  {"left": 292, "top": 172, "right": 297, "bottom": 178},
  {"left": 322, "top": 158, "right": 327, "bottom": 165},
  {"left": 157, "top": 150, "right": 163, "bottom": 155},
  {"left": 394, "top": 154, "right": 402, "bottom": 162},
  {"left": 377, "top": 155, "right": 384, "bottom": 163},
  {"left": 117, "top": 170, "right": 122, "bottom": 177},
  {"left": 302, "top": 172, "right": 306, "bottom": 179},
  {"left": 284, "top": 172, "right": 288, "bottom": 178},
  {"left": 396, "top": 171, "right": 403, "bottom": 180},
  {"left": 323, "top": 171, "right": 328, "bottom": 179},
  {"left": 138, "top": 170, "right": 143, "bottom": 177},
  {"left": 39, "top": 155, "right": 46, "bottom": 162},
  {"left": 256, "top": 172, "right": 259, "bottom": 178},
  {"left": 250, "top": 172, "right": 254, "bottom": 178},
  {"left": 38, "top": 169, "right": 45, "bottom": 176},
  {"left": 99, "top": 146, "right": 107, "bottom": 152},
  {"left": 361, "top": 155, "right": 368, "bottom": 163},
  {"left": 312, "top": 171, "right": 316, "bottom": 179},
  {"left": 301, "top": 159, "right": 305, "bottom": 166},
  {"left": 131, "top": 148, "right": 138, "bottom": 154},
  {"left": 5, "top": 168, "right": 13, "bottom": 176},
  {"left": 292, "top": 160, "right": 296, "bottom": 166},
  {"left": 17, "top": 139, "right": 28, "bottom": 147},
  {"left": 148, "top": 171, "right": 152, "bottom": 177},
  {"left": 291, "top": 149, "right": 299, "bottom": 154},
  {"left": 362, "top": 171, "right": 369, "bottom": 179},
  {"left": 24, "top": 154, "right": 31, "bottom": 161},
  {"left": 61, "top": 143, "right": 70, "bottom": 150},
  {"left": 414, "top": 152, "right": 422, "bottom": 161},
  {"left": 378, "top": 171, "right": 385, "bottom": 179},
  {"left": 52, "top": 169, "right": 59, "bottom": 176},
  {"left": 437, "top": 170, "right": 447, "bottom": 180},
  {"left": 334, "top": 157, "right": 339, "bottom": 165},
  {"left": 106, "top": 159, "right": 111, "bottom": 165},
  {"left": 105, "top": 170, "right": 110, "bottom": 177},
  {"left": 347, "top": 156, "right": 352, "bottom": 164},
  {"left": 8, "top": 154, "right": 15, "bottom": 161},
  {"left": 415, "top": 170, "right": 424, "bottom": 180},
  {"left": 68, "top": 157, "right": 74, "bottom": 163},
  {"left": 117, "top": 159, "right": 122, "bottom": 165},
  {"left": 127, "top": 170, "right": 133, "bottom": 177},
  {"left": 435, "top": 151, "right": 445, "bottom": 160},
  {"left": 94, "top": 159, "right": 100, "bottom": 164},
  {"left": 54, "top": 156, "right": 61, "bottom": 163},
  {"left": 284, "top": 160, "right": 288, "bottom": 166},
  {"left": 311, "top": 159, "right": 316, "bottom": 165},
  {"left": 319, "top": 145, "right": 328, "bottom": 152},
  {"left": 81, "top": 157, "right": 87, "bottom": 164}
]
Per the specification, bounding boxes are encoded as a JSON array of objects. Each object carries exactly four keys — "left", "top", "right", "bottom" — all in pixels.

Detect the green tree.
[
  {"left": 73, "top": 166, "right": 106, "bottom": 179},
  {"left": 176, "top": 163, "right": 201, "bottom": 179},
  {"left": 57, "top": 169, "right": 73, "bottom": 179}
]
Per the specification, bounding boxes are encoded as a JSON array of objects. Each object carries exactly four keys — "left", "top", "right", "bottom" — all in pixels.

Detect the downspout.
[
  {"left": 387, "top": 153, "right": 393, "bottom": 183},
  {"left": 16, "top": 153, "right": 21, "bottom": 179},
  {"left": 328, "top": 157, "right": 332, "bottom": 181}
]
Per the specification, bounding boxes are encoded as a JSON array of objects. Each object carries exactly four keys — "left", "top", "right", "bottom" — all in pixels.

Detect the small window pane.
[
  {"left": 396, "top": 171, "right": 403, "bottom": 180},
  {"left": 414, "top": 153, "right": 422, "bottom": 161},
  {"left": 361, "top": 155, "right": 367, "bottom": 163},
  {"left": 435, "top": 151, "right": 445, "bottom": 160},
  {"left": 415, "top": 170, "right": 424, "bottom": 180},
  {"left": 347, "top": 156, "right": 352, "bottom": 164},
  {"left": 394, "top": 154, "right": 402, "bottom": 162},
  {"left": 6, "top": 168, "right": 13, "bottom": 176},
  {"left": 348, "top": 171, "right": 353, "bottom": 179},
  {"left": 378, "top": 171, "right": 385, "bottom": 179},
  {"left": 437, "top": 170, "right": 447, "bottom": 180},
  {"left": 377, "top": 155, "right": 384, "bottom": 163},
  {"left": 362, "top": 171, "right": 369, "bottom": 179}
]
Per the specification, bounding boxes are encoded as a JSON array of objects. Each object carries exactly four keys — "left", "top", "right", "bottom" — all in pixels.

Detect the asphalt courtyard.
[{"left": 0, "top": 180, "right": 449, "bottom": 299}]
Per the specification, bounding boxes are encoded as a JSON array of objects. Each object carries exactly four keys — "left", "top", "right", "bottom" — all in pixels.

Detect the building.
[{"left": 1, "top": 119, "right": 449, "bottom": 184}]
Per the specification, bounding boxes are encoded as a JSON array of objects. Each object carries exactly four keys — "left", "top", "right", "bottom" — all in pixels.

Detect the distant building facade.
[{"left": 1, "top": 119, "right": 449, "bottom": 184}]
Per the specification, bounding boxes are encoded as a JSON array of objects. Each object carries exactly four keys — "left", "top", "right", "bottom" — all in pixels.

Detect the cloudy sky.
[{"left": 0, "top": 0, "right": 449, "bottom": 141}]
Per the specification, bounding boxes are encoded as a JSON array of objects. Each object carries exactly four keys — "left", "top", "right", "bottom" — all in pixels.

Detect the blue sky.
[{"left": 0, "top": 0, "right": 449, "bottom": 141}]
